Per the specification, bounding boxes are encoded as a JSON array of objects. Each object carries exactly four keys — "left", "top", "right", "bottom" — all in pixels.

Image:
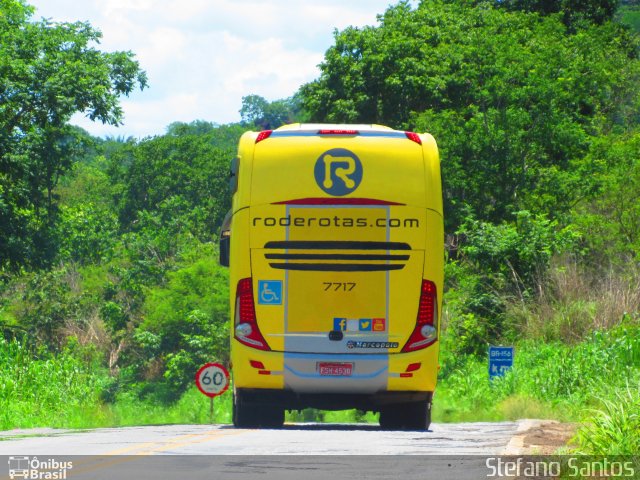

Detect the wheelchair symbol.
[
  {"left": 261, "top": 286, "right": 279, "bottom": 303},
  {"left": 258, "top": 280, "right": 282, "bottom": 305}
]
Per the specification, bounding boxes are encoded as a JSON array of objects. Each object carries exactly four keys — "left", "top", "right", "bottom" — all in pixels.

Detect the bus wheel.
[
  {"left": 233, "top": 389, "right": 258, "bottom": 428},
  {"left": 260, "top": 405, "right": 285, "bottom": 428},
  {"left": 233, "top": 390, "right": 284, "bottom": 429},
  {"left": 379, "top": 400, "right": 431, "bottom": 431}
]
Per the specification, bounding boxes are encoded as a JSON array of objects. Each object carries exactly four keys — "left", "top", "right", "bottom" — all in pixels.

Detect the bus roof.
[{"left": 276, "top": 123, "right": 394, "bottom": 132}]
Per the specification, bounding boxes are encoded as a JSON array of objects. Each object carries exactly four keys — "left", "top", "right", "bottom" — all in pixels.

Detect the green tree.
[
  {"left": 618, "top": 3, "right": 640, "bottom": 33},
  {"left": 300, "top": 1, "right": 639, "bottom": 231},
  {"left": 239, "top": 94, "right": 303, "bottom": 129},
  {"left": 130, "top": 247, "right": 229, "bottom": 400},
  {"left": 573, "top": 132, "right": 640, "bottom": 265},
  {"left": 166, "top": 120, "right": 248, "bottom": 150},
  {"left": 444, "top": 211, "right": 579, "bottom": 355},
  {"left": 166, "top": 120, "right": 217, "bottom": 136},
  {"left": 108, "top": 134, "right": 232, "bottom": 241},
  {"left": 0, "top": 0, "right": 147, "bottom": 270},
  {"left": 495, "top": 0, "right": 619, "bottom": 27}
]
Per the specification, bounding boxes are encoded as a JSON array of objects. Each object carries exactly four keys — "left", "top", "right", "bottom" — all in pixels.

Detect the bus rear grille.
[{"left": 263, "top": 241, "right": 410, "bottom": 272}]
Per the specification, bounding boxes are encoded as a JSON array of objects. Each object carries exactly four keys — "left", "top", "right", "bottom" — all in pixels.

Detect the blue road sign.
[{"left": 489, "top": 346, "right": 514, "bottom": 379}]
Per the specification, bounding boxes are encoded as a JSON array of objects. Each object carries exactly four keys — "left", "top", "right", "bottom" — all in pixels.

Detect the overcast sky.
[{"left": 28, "top": 0, "right": 412, "bottom": 139}]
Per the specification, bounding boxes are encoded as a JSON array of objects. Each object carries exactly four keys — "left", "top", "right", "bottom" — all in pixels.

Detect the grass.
[
  {"left": 510, "top": 260, "right": 640, "bottom": 341},
  {"left": 2, "top": 323, "right": 639, "bottom": 454},
  {"left": 287, "top": 409, "right": 378, "bottom": 424},
  {"left": 433, "top": 353, "right": 570, "bottom": 423},
  {"left": 432, "top": 322, "right": 640, "bottom": 455},
  {"left": 0, "top": 338, "right": 109, "bottom": 430},
  {"left": 104, "top": 386, "right": 233, "bottom": 426},
  {"left": 0, "top": 335, "right": 373, "bottom": 429},
  {"left": 0, "top": 337, "right": 232, "bottom": 430},
  {"left": 574, "top": 383, "right": 640, "bottom": 455},
  {"left": 434, "top": 325, "right": 640, "bottom": 426}
]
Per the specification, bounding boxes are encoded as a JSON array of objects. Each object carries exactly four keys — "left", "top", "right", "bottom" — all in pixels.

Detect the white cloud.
[
  {"left": 219, "top": 32, "right": 322, "bottom": 95},
  {"left": 102, "top": 0, "right": 155, "bottom": 14},
  {"left": 29, "top": 0, "right": 416, "bottom": 138}
]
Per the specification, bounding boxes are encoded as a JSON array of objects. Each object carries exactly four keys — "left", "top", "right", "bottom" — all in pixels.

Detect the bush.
[
  {"left": 0, "top": 337, "right": 109, "bottom": 429},
  {"left": 443, "top": 211, "right": 580, "bottom": 356},
  {"left": 127, "top": 243, "right": 230, "bottom": 401},
  {"left": 435, "top": 325, "right": 640, "bottom": 425},
  {"left": 574, "top": 382, "right": 640, "bottom": 454}
]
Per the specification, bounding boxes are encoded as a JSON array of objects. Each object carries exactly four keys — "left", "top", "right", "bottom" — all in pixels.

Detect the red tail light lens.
[
  {"left": 417, "top": 280, "right": 435, "bottom": 324},
  {"left": 405, "top": 132, "right": 422, "bottom": 145},
  {"left": 401, "top": 280, "right": 438, "bottom": 352},
  {"left": 249, "top": 360, "right": 265, "bottom": 369},
  {"left": 405, "top": 362, "right": 422, "bottom": 372},
  {"left": 234, "top": 278, "right": 270, "bottom": 350},
  {"left": 255, "top": 130, "right": 273, "bottom": 143}
]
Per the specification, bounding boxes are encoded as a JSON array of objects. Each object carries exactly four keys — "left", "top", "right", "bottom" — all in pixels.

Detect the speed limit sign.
[{"left": 195, "top": 362, "right": 230, "bottom": 398}]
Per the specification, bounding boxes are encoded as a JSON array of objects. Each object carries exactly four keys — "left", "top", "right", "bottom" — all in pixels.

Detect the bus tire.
[
  {"left": 233, "top": 390, "right": 284, "bottom": 429},
  {"left": 379, "top": 399, "right": 431, "bottom": 431},
  {"left": 232, "top": 390, "right": 256, "bottom": 428},
  {"left": 407, "top": 398, "right": 431, "bottom": 431},
  {"left": 260, "top": 405, "right": 285, "bottom": 428}
]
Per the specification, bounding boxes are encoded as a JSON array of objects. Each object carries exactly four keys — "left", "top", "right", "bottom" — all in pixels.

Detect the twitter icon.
[{"left": 359, "top": 319, "right": 372, "bottom": 331}]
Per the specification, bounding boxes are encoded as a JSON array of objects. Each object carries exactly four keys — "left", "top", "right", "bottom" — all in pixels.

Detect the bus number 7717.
[{"left": 323, "top": 282, "right": 356, "bottom": 291}]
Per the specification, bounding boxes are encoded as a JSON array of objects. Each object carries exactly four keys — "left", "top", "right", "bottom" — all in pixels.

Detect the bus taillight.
[
  {"left": 405, "top": 132, "right": 422, "bottom": 145},
  {"left": 401, "top": 280, "right": 438, "bottom": 352},
  {"left": 234, "top": 278, "right": 270, "bottom": 351},
  {"left": 255, "top": 130, "right": 273, "bottom": 143}
]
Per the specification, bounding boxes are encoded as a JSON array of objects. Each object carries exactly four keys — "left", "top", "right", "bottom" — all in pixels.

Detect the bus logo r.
[{"left": 314, "top": 148, "right": 363, "bottom": 196}]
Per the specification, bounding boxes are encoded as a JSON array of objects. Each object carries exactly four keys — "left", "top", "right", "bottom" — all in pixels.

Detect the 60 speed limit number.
[{"left": 195, "top": 363, "right": 230, "bottom": 398}]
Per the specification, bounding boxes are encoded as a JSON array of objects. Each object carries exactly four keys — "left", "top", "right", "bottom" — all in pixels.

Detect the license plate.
[{"left": 317, "top": 362, "right": 353, "bottom": 376}]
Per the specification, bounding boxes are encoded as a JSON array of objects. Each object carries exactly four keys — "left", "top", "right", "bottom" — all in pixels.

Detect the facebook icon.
[{"left": 333, "top": 318, "right": 347, "bottom": 331}]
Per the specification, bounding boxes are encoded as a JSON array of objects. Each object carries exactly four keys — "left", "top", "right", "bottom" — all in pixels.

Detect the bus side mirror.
[
  {"left": 230, "top": 157, "right": 239, "bottom": 193},
  {"left": 219, "top": 230, "right": 230, "bottom": 267}
]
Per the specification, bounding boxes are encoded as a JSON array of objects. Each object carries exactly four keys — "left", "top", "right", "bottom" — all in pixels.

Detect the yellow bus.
[{"left": 219, "top": 124, "right": 443, "bottom": 430}]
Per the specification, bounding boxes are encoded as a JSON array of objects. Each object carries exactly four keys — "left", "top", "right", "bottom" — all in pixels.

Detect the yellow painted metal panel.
[{"left": 228, "top": 124, "right": 443, "bottom": 398}]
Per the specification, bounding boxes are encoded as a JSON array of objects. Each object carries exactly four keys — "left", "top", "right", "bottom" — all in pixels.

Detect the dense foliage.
[
  {"left": 0, "top": 0, "right": 147, "bottom": 271},
  {"left": 1, "top": 0, "right": 639, "bottom": 453},
  {"left": 301, "top": 0, "right": 640, "bottom": 358},
  {"left": 302, "top": 1, "right": 639, "bottom": 231}
]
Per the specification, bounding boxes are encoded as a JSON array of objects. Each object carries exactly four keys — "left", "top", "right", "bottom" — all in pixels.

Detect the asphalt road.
[
  {"left": 0, "top": 421, "right": 524, "bottom": 455},
  {"left": 0, "top": 421, "right": 562, "bottom": 480}
]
